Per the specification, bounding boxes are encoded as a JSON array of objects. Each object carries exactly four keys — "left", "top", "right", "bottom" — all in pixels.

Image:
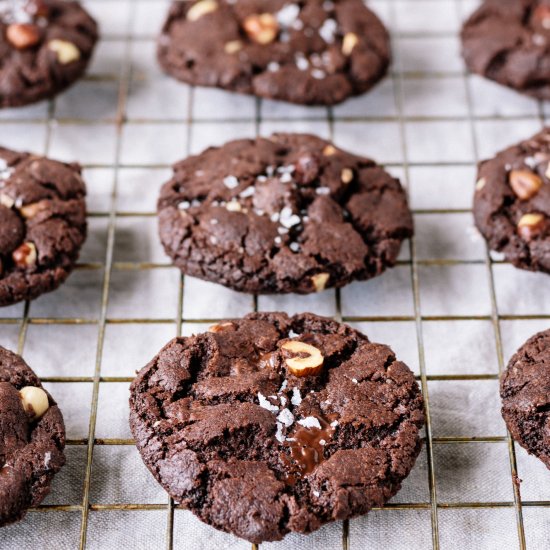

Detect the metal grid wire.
[{"left": 0, "top": 0, "right": 549, "bottom": 548}]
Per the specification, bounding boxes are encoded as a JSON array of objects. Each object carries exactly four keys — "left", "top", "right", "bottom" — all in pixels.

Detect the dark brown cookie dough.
[
  {"left": 0, "top": 0, "right": 98, "bottom": 108},
  {"left": 129, "top": 312, "right": 425, "bottom": 543},
  {"left": 461, "top": 0, "right": 550, "bottom": 100},
  {"left": 473, "top": 127, "right": 550, "bottom": 273},
  {"left": 157, "top": 0, "right": 390, "bottom": 106},
  {"left": 158, "top": 133, "right": 413, "bottom": 295},
  {"left": 501, "top": 329, "right": 550, "bottom": 469},
  {"left": 0, "top": 346, "right": 65, "bottom": 527},
  {"left": 0, "top": 146, "right": 87, "bottom": 306}
]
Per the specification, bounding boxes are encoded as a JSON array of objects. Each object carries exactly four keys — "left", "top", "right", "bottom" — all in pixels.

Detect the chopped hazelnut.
[
  {"left": 311, "top": 272, "right": 330, "bottom": 292},
  {"left": 342, "top": 32, "right": 358, "bottom": 56},
  {"left": 47, "top": 39, "right": 80, "bottom": 64},
  {"left": 187, "top": 0, "right": 218, "bottom": 21},
  {"left": 341, "top": 168, "right": 354, "bottom": 184},
  {"left": 6, "top": 23, "right": 41, "bottom": 49},
  {"left": 509, "top": 169, "right": 542, "bottom": 201},
  {"left": 19, "top": 386, "right": 49, "bottom": 419},
  {"left": 517, "top": 213, "right": 545, "bottom": 241},
  {"left": 12, "top": 242, "right": 37, "bottom": 268},
  {"left": 208, "top": 321, "right": 234, "bottom": 333},
  {"left": 0, "top": 193, "right": 15, "bottom": 208},
  {"left": 475, "top": 177, "right": 486, "bottom": 191},
  {"left": 243, "top": 13, "right": 278, "bottom": 45},
  {"left": 224, "top": 40, "right": 243, "bottom": 54},
  {"left": 323, "top": 145, "right": 336, "bottom": 156},
  {"left": 281, "top": 340, "right": 324, "bottom": 377},
  {"left": 19, "top": 200, "right": 47, "bottom": 219}
]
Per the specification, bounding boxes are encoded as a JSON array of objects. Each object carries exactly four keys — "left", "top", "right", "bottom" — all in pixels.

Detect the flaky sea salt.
[
  {"left": 318, "top": 18, "right": 337, "bottom": 43},
  {"left": 258, "top": 392, "right": 279, "bottom": 412},
  {"left": 295, "top": 53, "right": 309, "bottom": 71},
  {"left": 291, "top": 387, "right": 302, "bottom": 406},
  {"left": 275, "top": 422, "right": 285, "bottom": 443},
  {"left": 311, "top": 69, "right": 326, "bottom": 80},
  {"left": 239, "top": 186, "right": 255, "bottom": 198},
  {"left": 280, "top": 207, "right": 301, "bottom": 228},
  {"left": 277, "top": 3, "right": 300, "bottom": 27},
  {"left": 298, "top": 417, "right": 322, "bottom": 429},
  {"left": 277, "top": 408, "right": 295, "bottom": 427},
  {"left": 223, "top": 175, "right": 239, "bottom": 189}
]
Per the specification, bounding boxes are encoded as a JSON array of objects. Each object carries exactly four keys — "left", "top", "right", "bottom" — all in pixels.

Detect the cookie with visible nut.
[
  {"left": 129, "top": 312, "right": 424, "bottom": 543},
  {"left": 501, "top": 329, "right": 550, "bottom": 469},
  {"left": 158, "top": 133, "right": 413, "bottom": 295},
  {"left": 0, "top": 346, "right": 66, "bottom": 527},
  {"left": 0, "top": 0, "right": 98, "bottom": 108},
  {"left": 157, "top": 0, "right": 390, "bottom": 105},
  {"left": 0, "top": 146, "right": 87, "bottom": 306},
  {"left": 461, "top": 0, "right": 550, "bottom": 100},
  {"left": 474, "top": 127, "right": 550, "bottom": 273}
]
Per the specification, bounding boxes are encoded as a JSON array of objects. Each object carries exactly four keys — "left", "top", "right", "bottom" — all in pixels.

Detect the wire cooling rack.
[{"left": 0, "top": 0, "right": 549, "bottom": 548}]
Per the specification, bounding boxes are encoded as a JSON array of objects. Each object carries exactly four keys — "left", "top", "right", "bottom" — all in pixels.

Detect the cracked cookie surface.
[
  {"left": 157, "top": 0, "right": 390, "bottom": 105},
  {"left": 129, "top": 312, "right": 425, "bottom": 543},
  {"left": 473, "top": 127, "right": 550, "bottom": 273},
  {"left": 461, "top": 0, "right": 550, "bottom": 100},
  {"left": 0, "top": 346, "right": 65, "bottom": 527},
  {"left": 157, "top": 133, "right": 413, "bottom": 295},
  {"left": 0, "top": 0, "right": 98, "bottom": 108},
  {"left": 501, "top": 329, "right": 550, "bottom": 469},
  {"left": 0, "top": 146, "right": 87, "bottom": 306}
]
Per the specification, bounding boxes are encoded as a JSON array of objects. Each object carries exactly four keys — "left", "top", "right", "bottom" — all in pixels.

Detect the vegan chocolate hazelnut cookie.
[
  {"left": 158, "top": 133, "right": 413, "bottom": 294},
  {"left": 0, "top": 0, "right": 98, "bottom": 108},
  {"left": 474, "top": 127, "right": 550, "bottom": 273},
  {"left": 0, "top": 346, "right": 65, "bottom": 527},
  {"left": 501, "top": 329, "right": 550, "bottom": 469},
  {"left": 157, "top": 0, "right": 390, "bottom": 105},
  {"left": 129, "top": 312, "right": 425, "bottom": 543},
  {"left": 461, "top": 0, "right": 550, "bottom": 100},
  {"left": 0, "top": 146, "right": 87, "bottom": 306}
]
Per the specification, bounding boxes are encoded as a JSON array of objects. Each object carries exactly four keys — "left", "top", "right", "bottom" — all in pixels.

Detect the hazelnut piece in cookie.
[
  {"left": 19, "top": 386, "right": 49, "bottom": 419},
  {"left": 509, "top": 169, "right": 542, "bottom": 201},
  {"left": 281, "top": 340, "right": 324, "bottom": 377}
]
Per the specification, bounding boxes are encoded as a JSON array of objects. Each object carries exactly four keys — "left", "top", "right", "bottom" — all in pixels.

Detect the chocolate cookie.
[
  {"left": 461, "top": 0, "right": 550, "bottom": 100},
  {"left": 0, "top": 346, "right": 65, "bottom": 527},
  {"left": 129, "top": 312, "right": 425, "bottom": 543},
  {"left": 501, "top": 329, "right": 550, "bottom": 469},
  {"left": 473, "top": 128, "right": 550, "bottom": 273},
  {"left": 0, "top": 0, "right": 98, "bottom": 108},
  {"left": 157, "top": 0, "right": 390, "bottom": 106},
  {"left": 158, "top": 133, "right": 413, "bottom": 294},
  {"left": 0, "top": 147, "right": 87, "bottom": 306}
]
